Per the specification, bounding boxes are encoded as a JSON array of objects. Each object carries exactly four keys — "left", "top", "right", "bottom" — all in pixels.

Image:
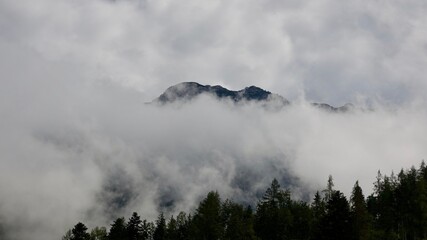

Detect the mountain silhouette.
[{"left": 153, "top": 82, "right": 352, "bottom": 112}]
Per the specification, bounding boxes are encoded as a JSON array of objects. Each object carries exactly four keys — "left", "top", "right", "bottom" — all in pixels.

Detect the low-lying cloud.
[{"left": 1, "top": 83, "right": 427, "bottom": 239}]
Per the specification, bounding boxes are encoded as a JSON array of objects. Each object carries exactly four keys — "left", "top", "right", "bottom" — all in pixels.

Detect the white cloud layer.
[{"left": 1, "top": 0, "right": 427, "bottom": 239}]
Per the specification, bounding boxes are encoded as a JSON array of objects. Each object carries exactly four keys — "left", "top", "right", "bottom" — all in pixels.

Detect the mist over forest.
[{"left": 1, "top": 0, "right": 427, "bottom": 239}]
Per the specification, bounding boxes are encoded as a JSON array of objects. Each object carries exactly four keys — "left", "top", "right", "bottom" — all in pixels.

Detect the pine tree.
[
  {"left": 192, "top": 191, "right": 223, "bottom": 240},
  {"left": 321, "top": 191, "right": 352, "bottom": 240},
  {"left": 312, "top": 191, "right": 325, "bottom": 220},
  {"left": 165, "top": 215, "right": 177, "bottom": 240},
  {"left": 108, "top": 217, "right": 127, "bottom": 240},
  {"left": 311, "top": 191, "right": 326, "bottom": 240},
  {"left": 127, "top": 212, "right": 143, "bottom": 240},
  {"left": 153, "top": 213, "right": 166, "bottom": 240},
  {"left": 368, "top": 172, "right": 398, "bottom": 239},
  {"left": 350, "top": 181, "right": 371, "bottom": 240},
  {"left": 242, "top": 206, "right": 257, "bottom": 240},
  {"left": 322, "top": 175, "right": 335, "bottom": 202},
  {"left": 71, "top": 222, "right": 90, "bottom": 240},
  {"left": 221, "top": 200, "right": 257, "bottom": 240},
  {"left": 378, "top": 175, "right": 397, "bottom": 238},
  {"left": 141, "top": 220, "right": 155, "bottom": 240},
  {"left": 254, "top": 179, "right": 292, "bottom": 240},
  {"left": 289, "top": 200, "right": 312, "bottom": 240},
  {"left": 175, "top": 212, "right": 190, "bottom": 240}
]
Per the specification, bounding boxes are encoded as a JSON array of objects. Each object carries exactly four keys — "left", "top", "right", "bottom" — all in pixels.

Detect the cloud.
[
  {"left": 1, "top": 0, "right": 427, "bottom": 239},
  {"left": 2, "top": 84, "right": 427, "bottom": 239},
  {"left": 3, "top": 0, "right": 427, "bottom": 104}
]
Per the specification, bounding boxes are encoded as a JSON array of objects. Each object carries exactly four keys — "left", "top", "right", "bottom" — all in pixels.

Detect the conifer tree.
[
  {"left": 71, "top": 222, "right": 90, "bottom": 240},
  {"left": 141, "top": 220, "right": 155, "bottom": 240},
  {"left": 165, "top": 215, "right": 177, "bottom": 240},
  {"left": 108, "top": 217, "right": 127, "bottom": 240},
  {"left": 322, "top": 175, "right": 335, "bottom": 202},
  {"left": 221, "top": 200, "right": 257, "bottom": 240},
  {"left": 321, "top": 191, "right": 351, "bottom": 240},
  {"left": 311, "top": 191, "right": 325, "bottom": 240},
  {"left": 127, "top": 212, "right": 143, "bottom": 240},
  {"left": 376, "top": 175, "right": 396, "bottom": 238},
  {"left": 192, "top": 191, "right": 223, "bottom": 240},
  {"left": 175, "top": 212, "right": 190, "bottom": 240},
  {"left": 254, "top": 178, "right": 292, "bottom": 240},
  {"left": 350, "top": 181, "right": 371, "bottom": 240},
  {"left": 289, "top": 200, "right": 312, "bottom": 240},
  {"left": 153, "top": 213, "right": 166, "bottom": 240}
]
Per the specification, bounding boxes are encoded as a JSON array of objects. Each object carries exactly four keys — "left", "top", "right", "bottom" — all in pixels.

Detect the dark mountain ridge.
[
  {"left": 153, "top": 82, "right": 352, "bottom": 112},
  {"left": 155, "top": 82, "right": 289, "bottom": 104}
]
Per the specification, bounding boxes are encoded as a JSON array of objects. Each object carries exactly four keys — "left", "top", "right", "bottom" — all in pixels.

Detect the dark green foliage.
[
  {"left": 127, "top": 212, "right": 143, "bottom": 240},
  {"left": 62, "top": 161, "right": 427, "bottom": 240},
  {"left": 221, "top": 200, "right": 257, "bottom": 240},
  {"left": 254, "top": 178, "right": 292, "bottom": 240},
  {"left": 141, "top": 220, "right": 154, "bottom": 240},
  {"left": 311, "top": 191, "right": 325, "bottom": 239},
  {"left": 395, "top": 167, "right": 425, "bottom": 239},
  {"left": 153, "top": 213, "right": 166, "bottom": 240},
  {"left": 174, "top": 212, "right": 191, "bottom": 240},
  {"left": 321, "top": 190, "right": 352, "bottom": 240},
  {"left": 369, "top": 172, "right": 397, "bottom": 239},
  {"left": 192, "top": 191, "right": 223, "bottom": 240},
  {"left": 165, "top": 215, "right": 177, "bottom": 240},
  {"left": 71, "top": 222, "right": 90, "bottom": 240},
  {"left": 366, "top": 163, "right": 427, "bottom": 240},
  {"left": 288, "top": 201, "right": 312, "bottom": 240},
  {"left": 108, "top": 217, "right": 127, "bottom": 240},
  {"left": 350, "top": 181, "right": 371, "bottom": 240}
]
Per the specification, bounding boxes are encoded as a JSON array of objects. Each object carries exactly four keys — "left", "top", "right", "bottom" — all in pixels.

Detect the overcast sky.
[
  {"left": 1, "top": 0, "right": 427, "bottom": 239},
  {"left": 2, "top": 0, "right": 427, "bottom": 105}
]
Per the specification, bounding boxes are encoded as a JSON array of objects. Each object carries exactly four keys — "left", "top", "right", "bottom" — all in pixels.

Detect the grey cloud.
[
  {"left": 1, "top": 0, "right": 427, "bottom": 239},
  {"left": 3, "top": 0, "right": 426, "bottom": 104},
  {"left": 2, "top": 82, "right": 427, "bottom": 239}
]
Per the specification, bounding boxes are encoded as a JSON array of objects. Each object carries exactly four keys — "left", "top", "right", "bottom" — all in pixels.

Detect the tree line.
[{"left": 63, "top": 161, "right": 427, "bottom": 240}]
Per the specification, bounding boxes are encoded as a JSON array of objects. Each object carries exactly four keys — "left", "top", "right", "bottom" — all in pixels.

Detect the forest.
[{"left": 63, "top": 161, "right": 427, "bottom": 240}]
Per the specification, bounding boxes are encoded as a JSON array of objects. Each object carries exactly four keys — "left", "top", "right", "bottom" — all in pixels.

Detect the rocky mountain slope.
[{"left": 153, "top": 82, "right": 352, "bottom": 112}]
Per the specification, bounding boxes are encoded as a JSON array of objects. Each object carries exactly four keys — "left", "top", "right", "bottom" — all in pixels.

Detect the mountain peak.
[
  {"left": 153, "top": 82, "right": 353, "bottom": 112},
  {"left": 155, "top": 82, "right": 289, "bottom": 105},
  {"left": 239, "top": 86, "right": 271, "bottom": 101}
]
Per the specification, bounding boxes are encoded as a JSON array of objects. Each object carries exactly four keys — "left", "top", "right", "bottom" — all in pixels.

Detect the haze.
[{"left": 1, "top": 0, "right": 427, "bottom": 239}]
